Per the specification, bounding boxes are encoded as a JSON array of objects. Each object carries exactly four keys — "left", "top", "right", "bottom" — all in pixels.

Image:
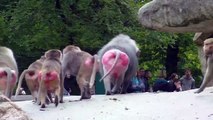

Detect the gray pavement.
[{"left": 11, "top": 95, "right": 33, "bottom": 101}]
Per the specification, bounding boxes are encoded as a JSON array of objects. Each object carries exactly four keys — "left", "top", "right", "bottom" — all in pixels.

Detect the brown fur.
[
  {"left": 15, "top": 56, "right": 46, "bottom": 102},
  {"left": 38, "top": 49, "right": 62, "bottom": 108},
  {"left": 61, "top": 45, "right": 97, "bottom": 100}
]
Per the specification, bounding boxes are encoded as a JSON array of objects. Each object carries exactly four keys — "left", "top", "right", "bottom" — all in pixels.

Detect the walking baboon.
[
  {"left": 38, "top": 49, "right": 62, "bottom": 108},
  {"left": 96, "top": 34, "right": 139, "bottom": 95},
  {"left": 61, "top": 45, "right": 97, "bottom": 100},
  {"left": 15, "top": 56, "right": 46, "bottom": 102},
  {"left": 0, "top": 46, "right": 18, "bottom": 99}
]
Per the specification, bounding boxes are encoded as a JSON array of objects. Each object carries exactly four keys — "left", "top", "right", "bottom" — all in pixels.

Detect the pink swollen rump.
[{"left": 102, "top": 50, "right": 129, "bottom": 79}]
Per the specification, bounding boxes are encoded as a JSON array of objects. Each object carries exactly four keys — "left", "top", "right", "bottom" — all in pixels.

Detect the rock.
[
  {"left": 138, "top": 0, "right": 213, "bottom": 32},
  {"left": 193, "top": 33, "right": 213, "bottom": 45},
  {"left": 0, "top": 94, "right": 31, "bottom": 120}
]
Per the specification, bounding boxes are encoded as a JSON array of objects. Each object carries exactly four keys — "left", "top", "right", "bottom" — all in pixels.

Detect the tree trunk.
[{"left": 165, "top": 42, "right": 179, "bottom": 78}]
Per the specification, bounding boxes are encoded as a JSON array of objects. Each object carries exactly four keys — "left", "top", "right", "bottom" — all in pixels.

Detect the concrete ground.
[{"left": 15, "top": 87, "right": 213, "bottom": 120}]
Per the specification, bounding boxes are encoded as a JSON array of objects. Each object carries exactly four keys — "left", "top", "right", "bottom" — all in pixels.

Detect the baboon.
[
  {"left": 195, "top": 38, "right": 213, "bottom": 93},
  {"left": 38, "top": 49, "right": 62, "bottom": 108},
  {"left": 15, "top": 56, "right": 46, "bottom": 102},
  {"left": 95, "top": 34, "right": 139, "bottom": 95},
  {"left": 61, "top": 45, "right": 97, "bottom": 100},
  {"left": 0, "top": 46, "right": 18, "bottom": 99}
]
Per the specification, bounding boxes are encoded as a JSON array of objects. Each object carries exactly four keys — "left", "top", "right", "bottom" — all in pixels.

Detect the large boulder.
[
  {"left": 0, "top": 94, "right": 31, "bottom": 120},
  {"left": 138, "top": 0, "right": 213, "bottom": 32}
]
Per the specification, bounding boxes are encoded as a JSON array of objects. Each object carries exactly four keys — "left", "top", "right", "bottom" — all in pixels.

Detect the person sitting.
[
  {"left": 137, "top": 69, "right": 146, "bottom": 92},
  {"left": 153, "top": 73, "right": 182, "bottom": 92},
  {"left": 144, "top": 70, "right": 152, "bottom": 92},
  {"left": 155, "top": 68, "right": 167, "bottom": 81},
  {"left": 180, "top": 68, "right": 195, "bottom": 91},
  {"left": 128, "top": 70, "right": 145, "bottom": 93}
]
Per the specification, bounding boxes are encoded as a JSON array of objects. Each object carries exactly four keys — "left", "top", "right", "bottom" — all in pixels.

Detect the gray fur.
[
  {"left": 97, "top": 34, "right": 139, "bottom": 94},
  {"left": 195, "top": 55, "right": 213, "bottom": 93},
  {"left": 61, "top": 45, "right": 97, "bottom": 100},
  {"left": 0, "top": 46, "right": 18, "bottom": 99}
]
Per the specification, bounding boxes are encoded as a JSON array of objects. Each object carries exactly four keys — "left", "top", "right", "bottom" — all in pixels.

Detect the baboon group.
[{"left": 0, "top": 34, "right": 211, "bottom": 109}]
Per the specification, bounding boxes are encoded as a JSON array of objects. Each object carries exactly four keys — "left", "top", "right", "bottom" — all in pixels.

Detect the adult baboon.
[
  {"left": 0, "top": 46, "right": 18, "bottom": 99},
  {"left": 61, "top": 45, "right": 97, "bottom": 100},
  {"left": 15, "top": 56, "right": 46, "bottom": 102},
  {"left": 38, "top": 49, "right": 62, "bottom": 108},
  {"left": 195, "top": 38, "right": 213, "bottom": 93},
  {"left": 96, "top": 34, "right": 139, "bottom": 95}
]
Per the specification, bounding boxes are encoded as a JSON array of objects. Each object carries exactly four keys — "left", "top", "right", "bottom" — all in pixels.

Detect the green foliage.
[
  {"left": 4, "top": 0, "right": 68, "bottom": 53},
  {"left": 0, "top": 0, "right": 202, "bottom": 85}
]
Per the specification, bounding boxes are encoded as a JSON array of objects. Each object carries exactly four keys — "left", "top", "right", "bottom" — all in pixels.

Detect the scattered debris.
[
  {"left": 68, "top": 100, "right": 81, "bottom": 102},
  {"left": 40, "top": 108, "right": 45, "bottom": 111},
  {"left": 109, "top": 98, "right": 120, "bottom": 101},
  {"left": 125, "top": 107, "right": 129, "bottom": 110},
  {"left": 208, "top": 114, "right": 213, "bottom": 117}
]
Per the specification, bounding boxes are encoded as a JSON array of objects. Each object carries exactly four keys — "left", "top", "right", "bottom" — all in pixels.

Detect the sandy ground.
[{"left": 15, "top": 87, "right": 213, "bottom": 120}]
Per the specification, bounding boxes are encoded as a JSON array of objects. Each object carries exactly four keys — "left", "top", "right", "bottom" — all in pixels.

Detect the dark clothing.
[
  {"left": 143, "top": 77, "right": 150, "bottom": 92},
  {"left": 153, "top": 79, "right": 180, "bottom": 92},
  {"left": 127, "top": 76, "right": 145, "bottom": 93}
]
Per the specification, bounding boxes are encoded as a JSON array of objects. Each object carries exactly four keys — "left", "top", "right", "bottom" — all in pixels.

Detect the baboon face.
[{"left": 203, "top": 41, "right": 213, "bottom": 55}]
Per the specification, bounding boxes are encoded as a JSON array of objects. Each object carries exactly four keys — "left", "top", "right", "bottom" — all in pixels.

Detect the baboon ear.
[{"left": 56, "top": 50, "right": 62, "bottom": 58}]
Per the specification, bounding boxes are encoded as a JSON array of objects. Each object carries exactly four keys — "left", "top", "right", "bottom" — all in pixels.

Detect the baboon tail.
[
  {"left": 99, "top": 51, "right": 120, "bottom": 82},
  {"left": 3, "top": 67, "right": 13, "bottom": 98},
  {"left": 15, "top": 69, "right": 28, "bottom": 97},
  {"left": 89, "top": 54, "right": 98, "bottom": 89}
]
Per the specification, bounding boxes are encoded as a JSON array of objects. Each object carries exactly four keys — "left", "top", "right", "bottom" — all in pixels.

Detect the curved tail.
[
  {"left": 15, "top": 69, "right": 28, "bottom": 97},
  {"left": 15, "top": 69, "right": 37, "bottom": 97},
  {"left": 195, "top": 56, "right": 213, "bottom": 93},
  {"left": 89, "top": 55, "right": 98, "bottom": 89},
  {"left": 3, "top": 67, "right": 13, "bottom": 98},
  {"left": 99, "top": 51, "right": 120, "bottom": 82},
  {"left": 195, "top": 67, "right": 211, "bottom": 93}
]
